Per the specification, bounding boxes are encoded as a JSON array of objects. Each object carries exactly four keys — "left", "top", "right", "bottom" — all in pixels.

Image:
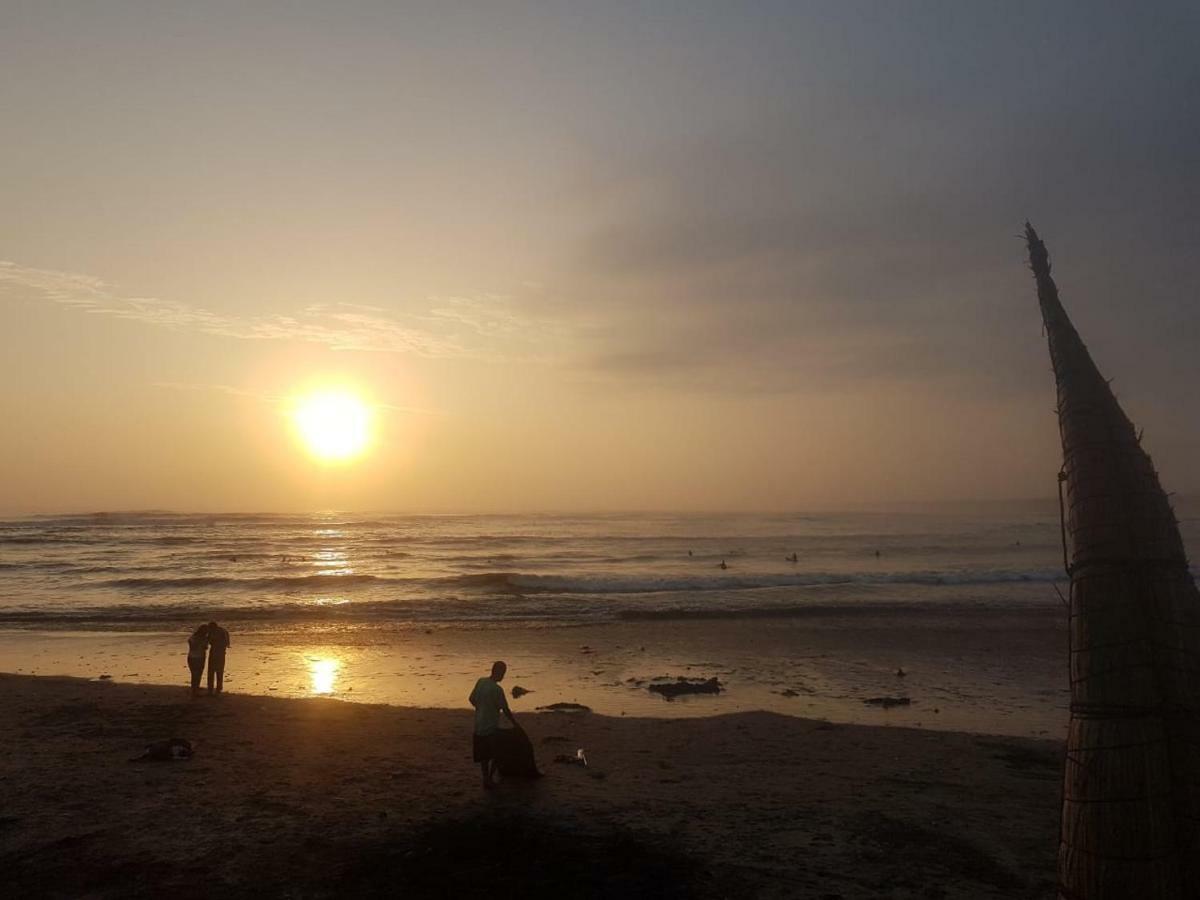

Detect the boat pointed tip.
[{"left": 1025, "top": 222, "right": 1050, "bottom": 276}]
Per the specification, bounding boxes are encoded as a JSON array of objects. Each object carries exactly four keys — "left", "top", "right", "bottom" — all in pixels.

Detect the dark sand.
[{"left": 0, "top": 674, "right": 1062, "bottom": 898}]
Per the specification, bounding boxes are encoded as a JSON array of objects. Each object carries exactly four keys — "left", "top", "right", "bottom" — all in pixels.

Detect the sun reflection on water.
[
  {"left": 313, "top": 548, "right": 354, "bottom": 577},
  {"left": 310, "top": 657, "right": 340, "bottom": 694}
]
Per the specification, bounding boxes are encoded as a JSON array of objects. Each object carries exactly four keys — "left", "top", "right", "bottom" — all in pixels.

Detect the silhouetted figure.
[
  {"left": 186, "top": 625, "right": 209, "bottom": 698},
  {"left": 786, "top": 552, "right": 798, "bottom": 562},
  {"left": 469, "top": 660, "right": 515, "bottom": 789},
  {"left": 206, "top": 621, "right": 231, "bottom": 695},
  {"left": 687, "top": 550, "right": 693, "bottom": 557},
  {"left": 719, "top": 560, "right": 728, "bottom": 570},
  {"left": 874, "top": 549, "right": 881, "bottom": 558}
]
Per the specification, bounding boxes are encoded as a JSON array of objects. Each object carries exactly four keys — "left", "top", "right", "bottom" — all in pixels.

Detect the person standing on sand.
[
  {"left": 206, "top": 620, "right": 231, "bottom": 695},
  {"left": 186, "top": 625, "right": 209, "bottom": 698},
  {"left": 469, "top": 661, "right": 515, "bottom": 789}
]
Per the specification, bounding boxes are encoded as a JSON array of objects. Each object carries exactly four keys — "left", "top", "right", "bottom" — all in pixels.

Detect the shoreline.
[
  {"left": 0, "top": 673, "right": 1062, "bottom": 898},
  {"left": 0, "top": 609, "right": 1069, "bottom": 738}
]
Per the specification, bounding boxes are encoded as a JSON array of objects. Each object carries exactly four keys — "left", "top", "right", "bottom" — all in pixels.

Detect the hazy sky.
[{"left": 2, "top": 1, "right": 1198, "bottom": 513}]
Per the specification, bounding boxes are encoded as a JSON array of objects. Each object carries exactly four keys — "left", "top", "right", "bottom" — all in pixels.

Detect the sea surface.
[
  {"left": 6, "top": 501, "right": 1194, "bottom": 632},
  {"left": 9, "top": 502, "right": 1195, "bottom": 733}
]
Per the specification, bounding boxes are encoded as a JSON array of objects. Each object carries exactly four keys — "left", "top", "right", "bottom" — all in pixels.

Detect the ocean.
[
  {"left": 0, "top": 503, "right": 1122, "bottom": 630},
  {"left": 3, "top": 502, "right": 1194, "bottom": 733}
]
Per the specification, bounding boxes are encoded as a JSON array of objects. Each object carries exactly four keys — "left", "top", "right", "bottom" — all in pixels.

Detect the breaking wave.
[
  {"left": 82, "top": 567, "right": 1064, "bottom": 596},
  {"left": 442, "top": 568, "right": 1064, "bottom": 595},
  {"left": 94, "top": 573, "right": 384, "bottom": 591}
]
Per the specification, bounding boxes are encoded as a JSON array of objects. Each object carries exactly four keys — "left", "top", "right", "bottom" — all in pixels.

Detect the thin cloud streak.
[
  {"left": 152, "top": 381, "right": 448, "bottom": 417},
  {"left": 0, "top": 261, "right": 556, "bottom": 362}
]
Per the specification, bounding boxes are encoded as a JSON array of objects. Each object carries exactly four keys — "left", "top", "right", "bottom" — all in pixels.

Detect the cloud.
[
  {"left": 0, "top": 261, "right": 557, "bottom": 361},
  {"left": 151, "top": 381, "right": 447, "bottom": 417},
  {"left": 554, "top": 28, "right": 1200, "bottom": 400},
  {"left": 152, "top": 381, "right": 278, "bottom": 401}
]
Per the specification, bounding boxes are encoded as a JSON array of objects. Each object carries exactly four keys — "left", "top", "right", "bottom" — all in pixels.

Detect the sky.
[{"left": 2, "top": 1, "right": 1198, "bottom": 514}]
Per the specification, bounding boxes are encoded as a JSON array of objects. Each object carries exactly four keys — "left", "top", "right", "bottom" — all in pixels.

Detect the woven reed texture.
[{"left": 1026, "top": 224, "right": 1200, "bottom": 899}]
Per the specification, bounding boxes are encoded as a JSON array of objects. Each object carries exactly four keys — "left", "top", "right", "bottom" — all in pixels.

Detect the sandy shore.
[
  {"left": 0, "top": 673, "right": 1061, "bottom": 898},
  {"left": 0, "top": 607, "right": 1069, "bottom": 737}
]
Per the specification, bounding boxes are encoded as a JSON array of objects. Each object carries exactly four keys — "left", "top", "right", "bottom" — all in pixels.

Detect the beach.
[
  {"left": 0, "top": 508, "right": 1093, "bottom": 735},
  {"left": 0, "top": 509, "right": 1093, "bottom": 895},
  {"left": 6, "top": 4, "right": 1198, "bottom": 896},
  {"left": 0, "top": 607, "right": 1069, "bottom": 738},
  {"left": 0, "top": 674, "right": 1061, "bottom": 898}
]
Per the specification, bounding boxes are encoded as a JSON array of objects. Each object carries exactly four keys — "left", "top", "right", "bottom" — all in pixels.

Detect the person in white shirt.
[{"left": 468, "top": 661, "right": 515, "bottom": 789}]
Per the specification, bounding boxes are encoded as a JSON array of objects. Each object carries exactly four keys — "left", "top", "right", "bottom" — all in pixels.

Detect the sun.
[{"left": 291, "top": 389, "right": 372, "bottom": 463}]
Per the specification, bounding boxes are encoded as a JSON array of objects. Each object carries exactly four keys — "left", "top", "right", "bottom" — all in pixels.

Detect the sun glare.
[
  {"left": 292, "top": 390, "right": 372, "bottom": 463},
  {"left": 309, "top": 657, "right": 340, "bottom": 694}
]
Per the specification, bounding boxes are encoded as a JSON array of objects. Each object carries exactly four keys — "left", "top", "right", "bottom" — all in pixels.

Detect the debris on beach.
[
  {"left": 511, "top": 686, "right": 532, "bottom": 699},
  {"left": 535, "top": 702, "right": 592, "bottom": 713},
  {"left": 648, "top": 677, "right": 722, "bottom": 700},
  {"left": 130, "top": 737, "right": 193, "bottom": 762},
  {"left": 863, "top": 697, "right": 911, "bottom": 708},
  {"left": 553, "top": 749, "right": 588, "bottom": 767}
]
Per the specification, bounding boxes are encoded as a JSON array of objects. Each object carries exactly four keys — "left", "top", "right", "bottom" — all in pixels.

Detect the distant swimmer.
[
  {"left": 786, "top": 552, "right": 798, "bottom": 563},
  {"left": 719, "top": 560, "right": 728, "bottom": 570},
  {"left": 687, "top": 550, "right": 693, "bottom": 557},
  {"left": 874, "top": 550, "right": 881, "bottom": 558}
]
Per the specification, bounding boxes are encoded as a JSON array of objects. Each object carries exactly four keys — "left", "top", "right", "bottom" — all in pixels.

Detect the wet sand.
[
  {"left": 0, "top": 673, "right": 1062, "bottom": 898},
  {"left": 0, "top": 606, "right": 1069, "bottom": 738}
]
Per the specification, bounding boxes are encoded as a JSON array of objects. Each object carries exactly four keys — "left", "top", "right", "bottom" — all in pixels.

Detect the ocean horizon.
[{"left": 6, "top": 501, "right": 1196, "bottom": 633}]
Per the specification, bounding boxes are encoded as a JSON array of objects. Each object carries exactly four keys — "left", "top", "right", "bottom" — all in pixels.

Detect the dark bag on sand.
[
  {"left": 130, "top": 738, "right": 193, "bottom": 762},
  {"left": 493, "top": 725, "right": 542, "bottom": 778}
]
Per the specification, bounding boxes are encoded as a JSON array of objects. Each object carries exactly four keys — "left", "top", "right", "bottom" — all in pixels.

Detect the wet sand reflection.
[{"left": 309, "top": 656, "right": 340, "bottom": 694}]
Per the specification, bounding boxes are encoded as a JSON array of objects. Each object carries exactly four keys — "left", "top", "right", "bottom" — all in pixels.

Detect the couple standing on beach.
[{"left": 186, "top": 621, "right": 231, "bottom": 698}]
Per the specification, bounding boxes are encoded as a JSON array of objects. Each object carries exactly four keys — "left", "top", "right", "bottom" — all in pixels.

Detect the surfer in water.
[{"left": 719, "top": 559, "right": 728, "bottom": 570}]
